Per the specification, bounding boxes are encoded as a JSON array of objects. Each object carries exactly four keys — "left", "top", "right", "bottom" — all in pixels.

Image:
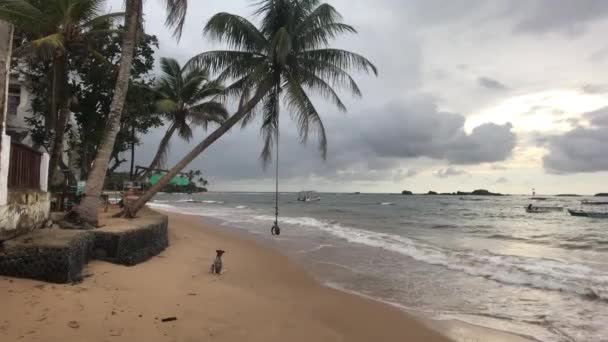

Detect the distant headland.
[{"left": 401, "top": 189, "right": 504, "bottom": 196}]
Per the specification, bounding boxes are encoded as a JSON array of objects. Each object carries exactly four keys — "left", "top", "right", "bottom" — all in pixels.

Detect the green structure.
[{"left": 148, "top": 173, "right": 190, "bottom": 187}]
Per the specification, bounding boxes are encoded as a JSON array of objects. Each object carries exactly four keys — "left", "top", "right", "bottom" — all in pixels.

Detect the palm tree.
[
  {"left": 70, "top": 0, "right": 188, "bottom": 226},
  {"left": 0, "top": 0, "right": 124, "bottom": 184},
  {"left": 140, "top": 57, "right": 227, "bottom": 179},
  {"left": 123, "top": 0, "right": 377, "bottom": 217}
]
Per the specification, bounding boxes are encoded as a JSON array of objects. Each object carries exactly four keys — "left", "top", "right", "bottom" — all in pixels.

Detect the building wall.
[
  {"left": 0, "top": 190, "right": 50, "bottom": 241},
  {"left": 6, "top": 76, "right": 33, "bottom": 137}
]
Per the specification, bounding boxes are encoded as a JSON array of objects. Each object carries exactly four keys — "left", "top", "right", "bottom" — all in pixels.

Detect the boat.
[
  {"left": 525, "top": 205, "right": 563, "bottom": 213},
  {"left": 581, "top": 200, "right": 608, "bottom": 205},
  {"left": 568, "top": 209, "right": 608, "bottom": 218},
  {"left": 297, "top": 191, "right": 320, "bottom": 202},
  {"left": 530, "top": 197, "right": 548, "bottom": 201}
]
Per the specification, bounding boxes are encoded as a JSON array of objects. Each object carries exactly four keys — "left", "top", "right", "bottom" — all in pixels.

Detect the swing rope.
[{"left": 271, "top": 85, "right": 281, "bottom": 236}]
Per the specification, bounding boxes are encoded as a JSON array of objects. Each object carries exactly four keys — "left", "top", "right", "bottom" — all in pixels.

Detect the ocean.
[{"left": 148, "top": 193, "right": 608, "bottom": 342}]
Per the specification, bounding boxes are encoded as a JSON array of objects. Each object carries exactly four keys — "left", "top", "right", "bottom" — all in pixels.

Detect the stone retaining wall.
[
  {"left": 0, "top": 229, "right": 94, "bottom": 283},
  {"left": 91, "top": 214, "right": 168, "bottom": 266},
  {"left": 0, "top": 211, "right": 169, "bottom": 283}
]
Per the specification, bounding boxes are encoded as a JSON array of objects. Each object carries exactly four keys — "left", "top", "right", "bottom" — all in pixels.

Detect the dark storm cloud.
[
  {"left": 399, "top": 0, "right": 608, "bottom": 36},
  {"left": 359, "top": 98, "right": 516, "bottom": 165},
  {"left": 543, "top": 107, "right": 608, "bottom": 173},
  {"left": 513, "top": 0, "right": 608, "bottom": 35},
  {"left": 138, "top": 94, "right": 517, "bottom": 184},
  {"left": 478, "top": 77, "right": 508, "bottom": 91},
  {"left": 434, "top": 167, "right": 468, "bottom": 179}
]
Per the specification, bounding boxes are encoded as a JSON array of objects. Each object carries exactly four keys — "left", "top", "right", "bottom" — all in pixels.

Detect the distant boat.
[
  {"left": 526, "top": 205, "right": 563, "bottom": 213},
  {"left": 568, "top": 209, "right": 608, "bottom": 218},
  {"left": 581, "top": 200, "right": 608, "bottom": 205},
  {"left": 297, "top": 191, "right": 320, "bottom": 202},
  {"left": 531, "top": 197, "right": 548, "bottom": 201}
]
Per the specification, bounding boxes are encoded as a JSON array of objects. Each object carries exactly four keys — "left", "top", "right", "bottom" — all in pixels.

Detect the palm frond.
[
  {"left": 297, "top": 57, "right": 362, "bottom": 97},
  {"left": 204, "top": 12, "right": 266, "bottom": 52},
  {"left": 284, "top": 73, "right": 327, "bottom": 159},
  {"left": 296, "top": 23, "right": 356, "bottom": 50},
  {"left": 164, "top": 0, "right": 188, "bottom": 40},
  {"left": 302, "top": 48, "right": 378, "bottom": 75},
  {"left": 187, "top": 50, "right": 265, "bottom": 76},
  {"left": 176, "top": 120, "right": 194, "bottom": 141},
  {"left": 0, "top": 0, "right": 44, "bottom": 22},
  {"left": 292, "top": 69, "right": 346, "bottom": 112},
  {"left": 188, "top": 101, "right": 229, "bottom": 129},
  {"left": 82, "top": 12, "right": 125, "bottom": 29}
]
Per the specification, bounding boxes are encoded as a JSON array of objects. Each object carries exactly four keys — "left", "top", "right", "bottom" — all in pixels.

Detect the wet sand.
[{"left": 0, "top": 211, "right": 534, "bottom": 341}]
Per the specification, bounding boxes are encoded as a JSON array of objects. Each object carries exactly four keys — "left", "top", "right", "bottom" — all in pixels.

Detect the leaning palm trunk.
[
  {"left": 71, "top": 0, "right": 142, "bottom": 226},
  {"left": 139, "top": 123, "right": 177, "bottom": 180},
  {"left": 123, "top": 84, "right": 271, "bottom": 217}
]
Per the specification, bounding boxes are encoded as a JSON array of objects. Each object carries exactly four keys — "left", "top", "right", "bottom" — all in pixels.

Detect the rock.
[
  {"left": 401, "top": 190, "right": 413, "bottom": 195},
  {"left": 51, "top": 224, "right": 60, "bottom": 230},
  {"left": 45, "top": 220, "right": 53, "bottom": 228}
]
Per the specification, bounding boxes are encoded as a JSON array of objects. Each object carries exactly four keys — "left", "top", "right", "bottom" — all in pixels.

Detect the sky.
[{"left": 108, "top": 0, "right": 608, "bottom": 194}]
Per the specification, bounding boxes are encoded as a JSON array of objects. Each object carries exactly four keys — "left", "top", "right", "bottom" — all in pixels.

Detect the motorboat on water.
[
  {"left": 568, "top": 209, "right": 608, "bottom": 218},
  {"left": 297, "top": 191, "right": 321, "bottom": 202},
  {"left": 525, "top": 205, "right": 563, "bottom": 213}
]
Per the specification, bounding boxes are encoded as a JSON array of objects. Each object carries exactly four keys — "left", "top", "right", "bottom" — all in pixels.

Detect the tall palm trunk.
[
  {"left": 123, "top": 84, "right": 272, "bottom": 217},
  {"left": 72, "top": 0, "right": 142, "bottom": 226},
  {"left": 0, "top": 21, "right": 12, "bottom": 159},
  {"left": 139, "top": 122, "right": 177, "bottom": 180},
  {"left": 48, "top": 54, "right": 68, "bottom": 184}
]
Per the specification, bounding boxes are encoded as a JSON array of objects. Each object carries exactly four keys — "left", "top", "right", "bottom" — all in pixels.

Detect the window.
[{"left": 7, "top": 85, "right": 20, "bottom": 116}]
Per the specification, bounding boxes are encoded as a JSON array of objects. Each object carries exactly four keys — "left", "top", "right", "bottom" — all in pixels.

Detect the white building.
[{"left": 0, "top": 21, "right": 50, "bottom": 242}]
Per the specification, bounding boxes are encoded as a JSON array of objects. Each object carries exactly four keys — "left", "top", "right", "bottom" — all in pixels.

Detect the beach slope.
[{"left": 0, "top": 212, "right": 451, "bottom": 341}]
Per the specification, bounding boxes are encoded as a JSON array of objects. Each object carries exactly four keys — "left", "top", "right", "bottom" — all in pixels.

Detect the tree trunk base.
[{"left": 61, "top": 210, "right": 97, "bottom": 230}]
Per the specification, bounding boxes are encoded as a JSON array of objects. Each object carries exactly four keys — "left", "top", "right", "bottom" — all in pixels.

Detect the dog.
[{"left": 210, "top": 250, "right": 226, "bottom": 274}]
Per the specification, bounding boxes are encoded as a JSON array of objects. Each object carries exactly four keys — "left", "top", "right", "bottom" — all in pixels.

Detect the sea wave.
[{"left": 251, "top": 214, "right": 608, "bottom": 301}]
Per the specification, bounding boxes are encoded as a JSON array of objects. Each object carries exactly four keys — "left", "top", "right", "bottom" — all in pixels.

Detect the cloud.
[
  {"left": 393, "top": 169, "right": 418, "bottom": 182},
  {"left": 543, "top": 107, "right": 608, "bottom": 173},
  {"left": 512, "top": 0, "right": 608, "bottom": 35},
  {"left": 495, "top": 177, "right": 509, "bottom": 184},
  {"left": 582, "top": 84, "right": 608, "bottom": 94},
  {"left": 434, "top": 167, "right": 468, "bottom": 178},
  {"left": 444, "top": 123, "right": 517, "bottom": 164},
  {"left": 478, "top": 77, "right": 508, "bottom": 90},
  {"left": 358, "top": 97, "right": 516, "bottom": 165}
]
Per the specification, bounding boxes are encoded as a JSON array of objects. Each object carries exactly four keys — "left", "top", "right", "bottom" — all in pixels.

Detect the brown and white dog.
[{"left": 210, "top": 250, "right": 226, "bottom": 274}]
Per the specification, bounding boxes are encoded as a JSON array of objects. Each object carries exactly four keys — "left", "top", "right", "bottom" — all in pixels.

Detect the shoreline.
[
  {"left": 171, "top": 210, "right": 535, "bottom": 342},
  {"left": 0, "top": 210, "right": 450, "bottom": 341},
  {"left": 0, "top": 209, "right": 534, "bottom": 341}
]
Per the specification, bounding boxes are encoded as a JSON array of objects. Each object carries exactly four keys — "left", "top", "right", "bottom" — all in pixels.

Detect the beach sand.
[{"left": 0, "top": 211, "right": 528, "bottom": 341}]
